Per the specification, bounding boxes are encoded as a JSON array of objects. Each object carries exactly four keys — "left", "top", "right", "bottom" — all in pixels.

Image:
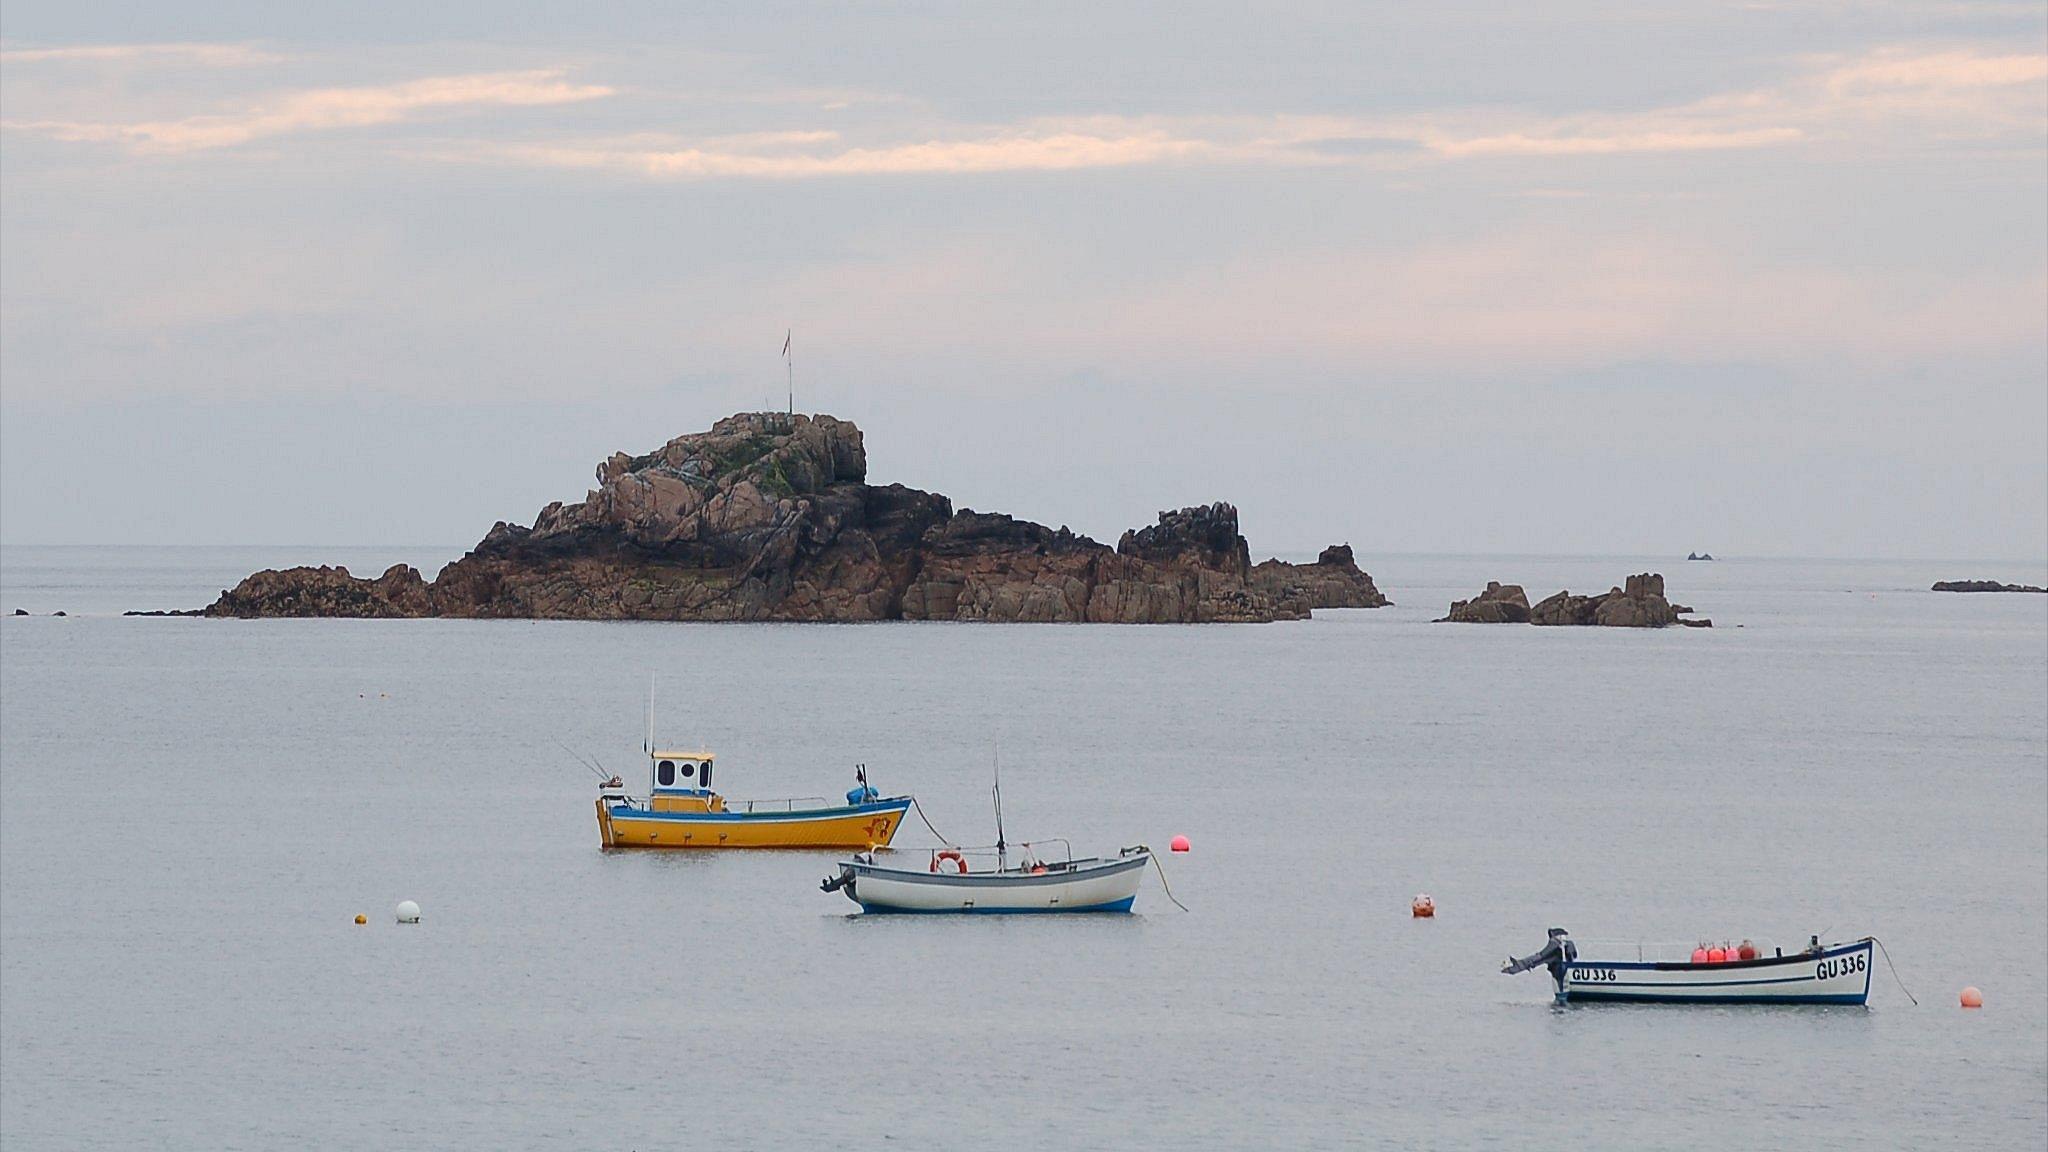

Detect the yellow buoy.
[{"left": 354, "top": 914, "right": 367, "bottom": 925}]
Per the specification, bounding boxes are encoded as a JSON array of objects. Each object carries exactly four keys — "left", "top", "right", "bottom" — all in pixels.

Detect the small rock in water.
[{"left": 1932, "top": 580, "right": 2046, "bottom": 594}]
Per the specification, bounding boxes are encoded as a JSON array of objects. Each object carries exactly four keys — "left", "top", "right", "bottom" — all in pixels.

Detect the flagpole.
[{"left": 784, "top": 328, "right": 794, "bottom": 421}]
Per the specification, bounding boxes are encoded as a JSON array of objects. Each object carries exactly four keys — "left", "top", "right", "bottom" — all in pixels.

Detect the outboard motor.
[
  {"left": 1501, "top": 927, "right": 1576, "bottom": 1001},
  {"left": 820, "top": 854, "right": 868, "bottom": 898}
]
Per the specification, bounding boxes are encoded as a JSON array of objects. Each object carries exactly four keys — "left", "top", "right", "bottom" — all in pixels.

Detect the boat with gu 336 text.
[{"left": 1502, "top": 929, "right": 1878, "bottom": 1005}]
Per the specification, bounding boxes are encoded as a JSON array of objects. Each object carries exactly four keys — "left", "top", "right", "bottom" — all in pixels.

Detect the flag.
[{"left": 782, "top": 330, "right": 791, "bottom": 357}]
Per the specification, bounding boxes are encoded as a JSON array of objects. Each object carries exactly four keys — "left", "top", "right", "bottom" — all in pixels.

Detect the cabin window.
[
  {"left": 680, "top": 761, "right": 696, "bottom": 779},
  {"left": 657, "top": 759, "right": 676, "bottom": 787},
  {"left": 701, "top": 762, "right": 713, "bottom": 788}
]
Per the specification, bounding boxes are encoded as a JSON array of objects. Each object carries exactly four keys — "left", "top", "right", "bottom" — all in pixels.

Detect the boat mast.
[
  {"left": 645, "top": 674, "right": 655, "bottom": 755},
  {"left": 992, "top": 746, "right": 1006, "bottom": 870}
]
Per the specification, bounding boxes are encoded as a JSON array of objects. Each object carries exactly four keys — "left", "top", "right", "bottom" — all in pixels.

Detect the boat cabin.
[{"left": 648, "top": 749, "right": 725, "bottom": 812}]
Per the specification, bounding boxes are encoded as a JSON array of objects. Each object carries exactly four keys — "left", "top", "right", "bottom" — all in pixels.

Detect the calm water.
[{"left": 3, "top": 547, "right": 2044, "bottom": 1149}]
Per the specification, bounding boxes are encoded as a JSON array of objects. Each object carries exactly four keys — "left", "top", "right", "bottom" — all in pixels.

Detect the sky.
[{"left": 2, "top": 3, "right": 2044, "bottom": 560}]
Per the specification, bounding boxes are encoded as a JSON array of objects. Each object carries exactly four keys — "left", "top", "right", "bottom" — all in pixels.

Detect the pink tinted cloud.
[{"left": 10, "top": 69, "right": 612, "bottom": 151}]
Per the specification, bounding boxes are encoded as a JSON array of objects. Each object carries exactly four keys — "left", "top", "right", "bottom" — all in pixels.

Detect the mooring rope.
[
  {"left": 1137, "top": 848, "right": 1190, "bottom": 913},
  {"left": 1870, "top": 936, "right": 1918, "bottom": 1005},
  {"left": 909, "top": 797, "right": 953, "bottom": 847}
]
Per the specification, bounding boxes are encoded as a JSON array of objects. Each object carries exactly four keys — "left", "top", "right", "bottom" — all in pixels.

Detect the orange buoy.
[
  {"left": 1737, "top": 940, "right": 1758, "bottom": 961},
  {"left": 354, "top": 914, "right": 367, "bottom": 925},
  {"left": 1707, "top": 946, "right": 1726, "bottom": 963},
  {"left": 1960, "top": 986, "right": 1983, "bottom": 1008},
  {"left": 1411, "top": 894, "right": 1435, "bottom": 918},
  {"left": 1691, "top": 946, "right": 1710, "bottom": 964},
  {"left": 1169, "top": 835, "right": 1190, "bottom": 853}
]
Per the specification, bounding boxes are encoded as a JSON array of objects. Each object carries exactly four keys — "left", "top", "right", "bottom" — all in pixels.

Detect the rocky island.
[
  {"left": 1438, "top": 573, "right": 1710, "bottom": 627},
  {"left": 1930, "top": 580, "right": 2046, "bottom": 593},
  {"left": 197, "top": 413, "right": 1386, "bottom": 623}
]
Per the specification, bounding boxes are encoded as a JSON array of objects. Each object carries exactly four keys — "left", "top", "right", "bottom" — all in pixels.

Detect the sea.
[{"left": 2, "top": 546, "right": 2044, "bottom": 1150}]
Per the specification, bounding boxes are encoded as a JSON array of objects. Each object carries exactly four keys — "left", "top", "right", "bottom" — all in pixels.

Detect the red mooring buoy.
[{"left": 1169, "top": 834, "right": 1190, "bottom": 853}]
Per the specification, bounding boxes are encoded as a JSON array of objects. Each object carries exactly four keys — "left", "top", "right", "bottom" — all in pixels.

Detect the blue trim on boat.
[
  {"left": 1567, "top": 991, "right": 1868, "bottom": 1005},
  {"left": 606, "top": 796, "right": 911, "bottom": 824},
  {"left": 854, "top": 896, "right": 1137, "bottom": 915},
  {"left": 1589, "top": 973, "right": 1820, "bottom": 989}
]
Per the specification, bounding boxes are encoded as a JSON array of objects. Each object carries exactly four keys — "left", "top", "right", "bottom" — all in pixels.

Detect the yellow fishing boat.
[{"left": 596, "top": 749, "right": 911, "bottom": 850}]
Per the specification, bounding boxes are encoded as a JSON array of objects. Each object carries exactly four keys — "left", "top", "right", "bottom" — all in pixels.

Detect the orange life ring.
[{"left": 931, "top": 850, "right": 968, "bottom": 874}]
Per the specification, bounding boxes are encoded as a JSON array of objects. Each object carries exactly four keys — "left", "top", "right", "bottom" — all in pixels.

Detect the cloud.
[
  {"left": 483, "top": 128, "right": 1217, "bottom": 178},
  {"left": 1, "top": 42, "right": 2039, "bottom": 175},
  {"left": 1426, "top": 127, "right": 1805, "bottom": 157},
  {"left": 430, "top": 45, "right": 2041, "bottom": 180},
  {"left": 1822, "top": 48, "right": 2048, "bottom": 92},
  {"left": 0, "top": 41, "right": 282, "bottom": 66},
  {"left": 5, "top": 68, "right": 612, "bottom": 151}
]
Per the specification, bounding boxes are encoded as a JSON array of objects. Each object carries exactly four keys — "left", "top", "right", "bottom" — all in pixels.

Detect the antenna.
[
  {"left": 783, "top": 328, "right": 794, "bottom": 420},
  {"left": 645, "top": 674, "right": 655, "bottom": 755}
]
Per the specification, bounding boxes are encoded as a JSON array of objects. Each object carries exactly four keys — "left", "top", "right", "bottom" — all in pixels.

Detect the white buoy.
[{"left": 395, "top": 900, "right": 421, "bottom": 924}]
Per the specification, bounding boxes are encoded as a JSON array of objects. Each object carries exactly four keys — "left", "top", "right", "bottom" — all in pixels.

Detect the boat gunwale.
[
  {"left": 843, "top": 852, "right": 1148, "bottom": 889},
  {"left": 604, "top": 795, "right": 912, "bottom": 824},
  {"left": 1573, "top": 938, "right": 1872, "bottom": 973}
]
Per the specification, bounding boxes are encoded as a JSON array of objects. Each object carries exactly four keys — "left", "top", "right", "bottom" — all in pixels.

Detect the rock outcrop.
[
  {"left": 1437, "top": 581, "right": 1530, "bottom": 623},
  {"left": 199, "top": 413, "right": 1386, "bottom": 624},
  {"left": 1251, "top": 545, "right": 1390, "bottom": 614},
  {"left": 1437, "top": 573, "right": 1708, "bottom": 628},
  {"left": 208, "top": 564, "right": 433, "bottom": 618},
  {"left": 1931, "top": 580, "right": 2046, "bottom": 593},
  {"left": 1531, "top": 573, "right": 1686, "bottom": 627}
]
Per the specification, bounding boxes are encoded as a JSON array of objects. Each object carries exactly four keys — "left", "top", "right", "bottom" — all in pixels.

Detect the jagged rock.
[
  {"left": 1446, "top": 572, "right": 1703, "bottom": 628},
  {"left": 1687, "top": 552, "right": 1715, "bottom": 561},
  {"left": 1932, "top": 580, "right": 2046, "bottom": 593},
  {"left": 901, "top": 511, "right": 1101, "bottom": 622},
  {"left": 1251, "top": 544, "right": 1390, "bottom": 614},
  {"left": 1437, "top": 581, "right": 1530, "bottom": 623},
  {"left": 208, "top": 564, "right": 432, "bottom": 618},
  {"left": 195, "top": 413, "right": 1364, "bottom": 624},
  {"left": 1530, "top": 573, "right": 1681, "bottom": 627}
]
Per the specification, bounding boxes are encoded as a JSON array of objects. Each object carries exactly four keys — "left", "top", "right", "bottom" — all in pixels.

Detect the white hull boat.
[
  {"left": 823, "top": 847, "right": 1149, "bottom": 914},
  {"left": 1559, "top": 939, "right": 1875, "bottom": 1005}
]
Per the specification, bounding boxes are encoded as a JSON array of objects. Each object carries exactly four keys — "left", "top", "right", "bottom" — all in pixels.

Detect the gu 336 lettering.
[
  {"left": 1816, "top": 953, "right": 1866, "bottom": 980},
  {"left": 1569, "top": 968, "right": 1619, "bottom": 982}
]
